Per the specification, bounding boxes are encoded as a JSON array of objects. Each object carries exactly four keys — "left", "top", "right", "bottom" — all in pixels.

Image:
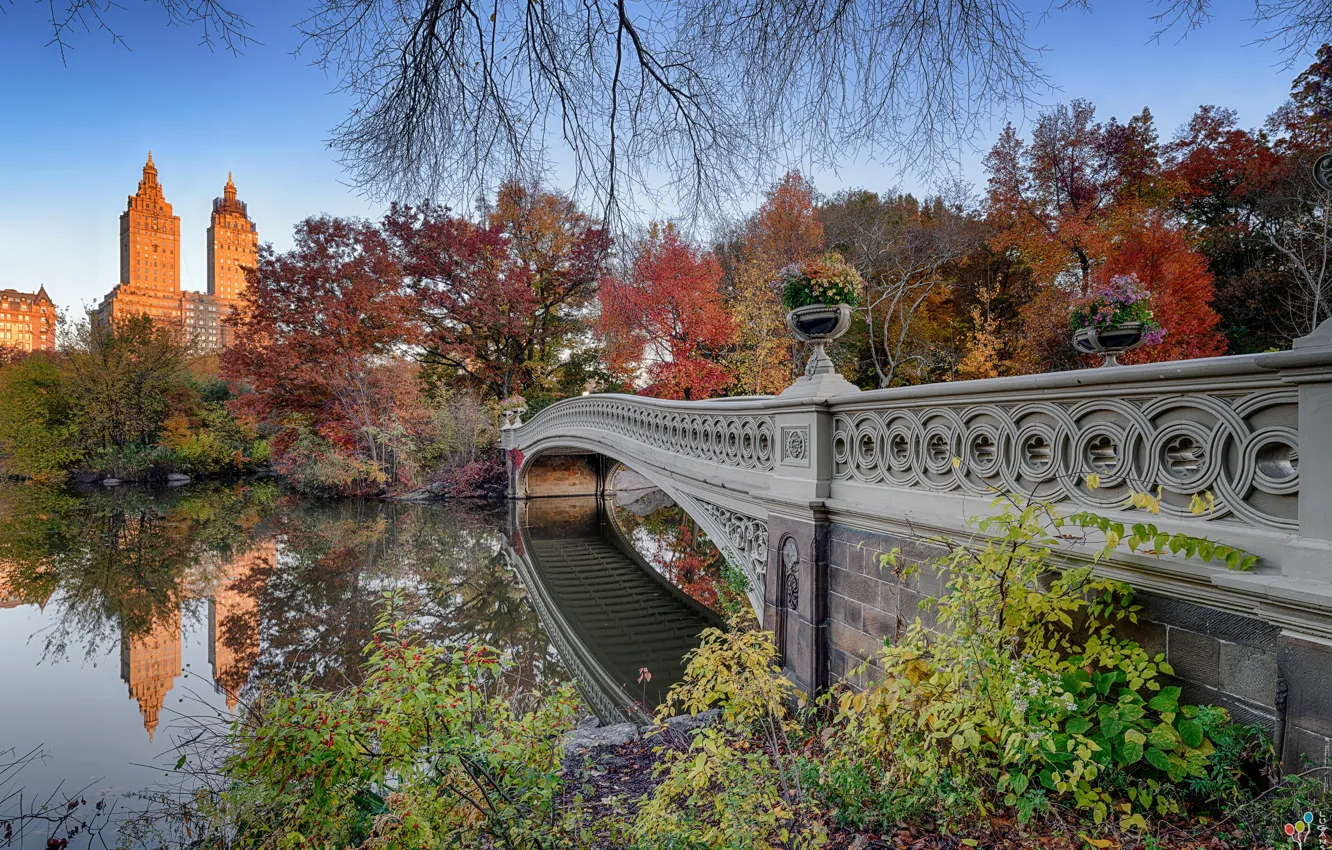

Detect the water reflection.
[
  {"left": 506, "top": 496, "right": 722, "bottom": 723},
  {"left": 0, "top": 479, "right": 726, "bottom": 845}
]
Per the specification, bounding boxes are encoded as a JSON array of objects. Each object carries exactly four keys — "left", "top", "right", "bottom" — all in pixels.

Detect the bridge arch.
[{"left": 517, "top": 438, "right": 770, "bottom": 616}]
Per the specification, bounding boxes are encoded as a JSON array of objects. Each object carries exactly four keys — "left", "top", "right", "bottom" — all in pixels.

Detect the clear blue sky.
[{"left": 0, "top": 0, "right": 1311, "bottom": 314}]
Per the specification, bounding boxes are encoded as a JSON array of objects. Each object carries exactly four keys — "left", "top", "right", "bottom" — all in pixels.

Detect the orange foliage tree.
[
  {"left": 600, "top": 225, "right": 734, "bottom": 400},
  {"left": 986, "top": 101, "right": 1224, "bottom": 370},
  {"left": 1102, "top": 214, "right": 1227, "bottom": 364},
  {"left": 723, "top": 172, "right": 825, "bottom": 394}
]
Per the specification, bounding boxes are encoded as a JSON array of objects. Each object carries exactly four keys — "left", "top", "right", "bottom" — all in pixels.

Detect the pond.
[{"left": 0, "top": 480, "right": 727, "bottom": 847}]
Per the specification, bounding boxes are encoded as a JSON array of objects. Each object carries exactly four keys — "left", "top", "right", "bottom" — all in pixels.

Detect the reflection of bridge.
[
  {"left": 504, "top": 319, "right": 1332, "bottom": 766},
  {"left": 502, "top": 497, "right": 720, "bottom": 723}
]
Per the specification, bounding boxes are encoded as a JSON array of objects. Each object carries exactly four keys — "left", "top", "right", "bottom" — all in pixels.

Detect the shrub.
[
  {"left": 433, "top": 451, "right": 507, "bottom": 500},
  {"left": 633, "top": 627, "right": 827, "bottom": 850},
  {"left": 814, "top": 496, "right": 1243, "bottom": 830},
  {"left": 0, "top": 353, "right": 81, "bottom": 479},
  {"left": 212, "top": 598, "right": 580, "bottom": 850}
]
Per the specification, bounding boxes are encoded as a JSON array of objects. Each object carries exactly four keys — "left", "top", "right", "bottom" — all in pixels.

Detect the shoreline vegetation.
[{"left": 0, "top": 313, "right": 509, "bottom": 502}]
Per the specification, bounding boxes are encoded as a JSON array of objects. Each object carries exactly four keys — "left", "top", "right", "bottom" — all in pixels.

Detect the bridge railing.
[
  {"left": 825, "top": 352, "right": 1292, "bottom": 553},
  {"left": 505, "top": 393, "right": 781, "bottom": 473},
  {"left": 818, "top": 326, "right": 1332, "bottom": 585}
]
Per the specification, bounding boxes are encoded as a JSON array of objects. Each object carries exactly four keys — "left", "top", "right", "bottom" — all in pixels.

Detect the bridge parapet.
[
  {"left": 822, "top": 321, "right": 1332, "bottom": 587},
  {"left": 506, "top": 394, "right": 779, "bottom": 473}
]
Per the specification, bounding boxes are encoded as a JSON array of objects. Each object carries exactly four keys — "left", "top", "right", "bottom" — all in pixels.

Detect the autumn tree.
[
  {"left": 600, "top": 225, "right": 734, "bottom": 400},
  {"left": 822, "top": 190, "right": 981, "bottom": 387},
  {"left": 388, "top": 182, "right": 610, "bottom": 403},
  {"left": 1101, "top": 214, "right": 1227, "bottom": 363},
  {"left": 986, "top": 102, "right": 1168, "bottom": 291},
  {"left": 1165, "top": 106, "right": 1288, "bottom": 352},
  {"left": 720, "top": 172, "right": 824, "bottom": 394},
  {"left": 223, "top": 216, "right": 424, "bottom": 493},
  {"left": 986, "top": 101, "right": 1225, "bottom": 370},
  {"left": 1166, "top": 50, "right": 1332, "bottom": 348}
]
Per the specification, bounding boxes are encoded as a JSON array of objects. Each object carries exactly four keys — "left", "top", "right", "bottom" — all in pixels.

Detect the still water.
[{"left": 0, "top": 481, "right": 724, "bottom": 846}]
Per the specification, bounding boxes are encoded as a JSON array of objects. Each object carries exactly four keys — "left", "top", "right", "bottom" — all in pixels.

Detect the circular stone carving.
[
  {"left": 785, "top": 428, "right": 809, "bottom": 461},
  {"left": 1246, "top": 427, "right": 1301, "bottom": 495},
  {"left": 967, "top": 429, "right": 1000, "bottom": 475},
  {"left": 1149, "top": 421, "right": 1217, "bottom": 492}
]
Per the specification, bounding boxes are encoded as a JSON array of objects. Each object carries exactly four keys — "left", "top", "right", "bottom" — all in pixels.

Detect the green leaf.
[
  {"left": 1147, "top": 686, "right": 1181, "bottom": 713},
  {"left": 1100, "top": 717, "right": 1124, "bottom": 740},
  {"left": 1066, "top": 716, "right": 1093, "bottom": 736},
  {"left": 1121, "top": 733, "right": 1145, "bottom": 765},
  {"left": 1148, "top": 722, "right": 1179, "bottom": 751},
  {"left": 1144, "top": 746, "right": 1172, "bottom": 773},
  {"left": 1176, "top": 718, "right": 1204, "bottom": 749}
]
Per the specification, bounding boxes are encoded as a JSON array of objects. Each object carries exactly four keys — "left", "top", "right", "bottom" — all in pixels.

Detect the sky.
[{"left": 0, "top": 0, "right": 1313, "bottom": 315}]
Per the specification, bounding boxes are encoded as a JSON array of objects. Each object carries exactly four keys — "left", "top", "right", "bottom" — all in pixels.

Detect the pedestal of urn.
[{"left": 779, "top": 303, "right": 860, "bottom": 399}]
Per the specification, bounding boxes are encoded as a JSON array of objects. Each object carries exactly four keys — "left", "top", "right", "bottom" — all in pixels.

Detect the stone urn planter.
[
  {"left": 1073, "top": 320, "right": 1144, "bottom": 368},
  {"left": 786, "top": 303, "right": 853, "bottom": 378}
]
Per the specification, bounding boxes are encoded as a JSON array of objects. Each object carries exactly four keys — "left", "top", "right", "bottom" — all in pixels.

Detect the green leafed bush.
[
  {"left": 812, "top": 497, "right": 1246, "bottom": 830},
  {"left": 211, "top": 596, "right": 580, "bottom": 850}
]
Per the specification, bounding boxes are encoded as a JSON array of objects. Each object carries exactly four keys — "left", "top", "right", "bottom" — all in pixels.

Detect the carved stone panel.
[
  {"left": 781, "top": 425, "right": 810, "bottom": 467},
  {"left": 694, "top": 498, "right": 769, "bottom": 592},
  {"left": 831, "top": 389, "right": 1300, "bottom": 531}
]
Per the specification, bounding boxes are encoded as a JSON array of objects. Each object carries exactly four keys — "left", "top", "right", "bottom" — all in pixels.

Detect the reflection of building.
[
  {"left": 94, "top": 155, "right": 258, "bottom": 351},
  {"left": 0, "top": 563, "right": 52, "bottom": 610},
  {"left": 0, "top": 286, "right": 57, "bottom": 352},
  {"left": 120, "top": 611, "right": 182, "bottom": 743},
  {"left": 208, "top": 541, "right": 273, "bottom": 711},
  {"left": 0, "top": 567, "right": 22, "bottom": 609}
]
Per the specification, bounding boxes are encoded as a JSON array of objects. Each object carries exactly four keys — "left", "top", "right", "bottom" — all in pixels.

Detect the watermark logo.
[{"left": 1284, "top": 811, "right": 1330, "bottom": 847}]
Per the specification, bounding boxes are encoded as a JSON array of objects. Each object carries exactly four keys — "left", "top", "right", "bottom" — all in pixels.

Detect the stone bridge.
[{"left": 502, "top": 319, "right": 1332, "bottom": 765}]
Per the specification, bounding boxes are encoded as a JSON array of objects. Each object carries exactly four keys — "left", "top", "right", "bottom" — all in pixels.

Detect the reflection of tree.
[
  {"left": 610, "top": 500, "right": 726, "bottom": 612},
  {"left": 0, "top": 483, "right": 566, "bottom": 707},
  {"left": 240, "top": 500, "right": 565, "bottom": 695},
  {"left": 0, "top": 483, "right": 278, "bottom": 662}
]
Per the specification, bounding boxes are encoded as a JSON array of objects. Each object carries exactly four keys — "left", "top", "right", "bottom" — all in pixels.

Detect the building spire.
[
  {"left": 142, "top": 151, "right": 158, "bottom": 185},
  {"left": 224, "top": 171, "right": 237, "bottom": 201}
]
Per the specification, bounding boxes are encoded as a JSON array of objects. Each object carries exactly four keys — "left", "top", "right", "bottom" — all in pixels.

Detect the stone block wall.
[
  {"left": 824, "top": 522, "right": 1328, "bottom": 764},
  {"left": 523, "top": 453, "right": 600, "bottom": 498}
]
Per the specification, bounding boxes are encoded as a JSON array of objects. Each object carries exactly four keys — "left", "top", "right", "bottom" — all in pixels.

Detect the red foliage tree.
[
  {"left": 221, "top": 216, "right": 423, "bottom": 492},
  {"left": 600, "top": 225, "right": 734, "bottom": 400},
  {"left": 986, "top": 101, "right": 1168, "bottom": 293},
  {"left": 386, "top": 183, "right": 609, "bottom": 402},
  {"left": 1101, "top": 214, "right": 1226, "bottom": 364}
]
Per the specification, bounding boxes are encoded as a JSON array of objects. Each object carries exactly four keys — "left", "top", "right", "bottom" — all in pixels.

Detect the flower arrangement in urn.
[
  {"left": 1070, "top": 274, "right": 1165, "bottom": 367},
  {"left": 778, "top": 253, "right": 864, "bottom": 380},
  {"left": 777, "top": 252, "right": 863, "bottom": 311}
]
